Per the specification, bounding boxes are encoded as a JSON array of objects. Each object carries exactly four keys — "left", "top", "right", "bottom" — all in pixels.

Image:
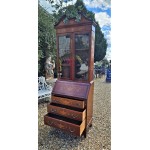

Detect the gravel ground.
[{"left": 38, "top": 77, "right": 111, "bottom": 150}]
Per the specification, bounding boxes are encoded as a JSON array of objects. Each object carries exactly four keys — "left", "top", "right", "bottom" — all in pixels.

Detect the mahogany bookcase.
[{"left": 44, "top": 14, "right": 96, "bottom": 138}]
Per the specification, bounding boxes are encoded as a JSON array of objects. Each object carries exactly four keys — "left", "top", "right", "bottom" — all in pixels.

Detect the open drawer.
[
  {"left": 51, "top": 95, "right": 85, "bottom": 109},
  {"left": 44, "top": 113, "right": 86, "bottom": 136},
  {"left": 47, "top": 103, "right": 86, "bottom": 121}
]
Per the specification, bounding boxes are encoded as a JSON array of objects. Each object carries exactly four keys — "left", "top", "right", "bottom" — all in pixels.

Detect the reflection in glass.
[
  {"left": 59, "top": 35, "right": 70, "bottom": 57},
  {"left": 75, "top": 34, "right": 89, "bottom": 50},
  {"left": 75, "top": 34, "right": 89, "bottom": 80},
  {"left": 58, "top": 35, "right": 71, "bottom": 79}
]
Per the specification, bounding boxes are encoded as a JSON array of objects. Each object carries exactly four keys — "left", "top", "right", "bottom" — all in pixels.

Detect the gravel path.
[{"left": 38, "top": 77, "right": 111, "bottom": 150}]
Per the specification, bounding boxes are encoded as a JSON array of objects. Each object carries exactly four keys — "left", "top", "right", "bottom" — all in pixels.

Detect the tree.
[
  {"left": 102, "top": 58, "right": 109, "bottom": 67},
  {"left": 38, "top": 4, "right": 56, "bottom": 76},
  {"left": 75, "top": 0, "right": 95, "bottom": 21},
  {"left": 75, "top": 0, "right": 87, "bottom": 14},
  {"left": 94, "top": 22, "right": 107, "bottom": 62}
]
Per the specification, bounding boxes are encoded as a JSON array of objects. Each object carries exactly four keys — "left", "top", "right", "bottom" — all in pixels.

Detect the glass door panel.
[
  {"left": 58, "top": 35, "right": 71, "bottom": 79},
  {"left": 75, "top": 34, "right": 89, "bottom": 81}
]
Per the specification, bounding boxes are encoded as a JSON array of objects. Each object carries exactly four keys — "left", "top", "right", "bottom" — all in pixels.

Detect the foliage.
[
  {"left": 94, "top": 22, "right": 107, "bottom": 62},
  {"left": 95, "top": 58, "right": 109, "bottom": 69},
  {"left": 38, "top": 4, "right": 56, "bottom": 76},
  {"left": 75, "top": 0, "right": 95, "bottom": 21},
  {"left": 47, "top": 0, "right": 95, "bottom": 24},
  {"left": 53, "top": 5, "right": 81, "bottom": 23},
  {"left": 102, "top": 58, "right": 109, "bottom": 67},
  {"left": 38, "top": 49, "right": 44, "bottom": 71}
]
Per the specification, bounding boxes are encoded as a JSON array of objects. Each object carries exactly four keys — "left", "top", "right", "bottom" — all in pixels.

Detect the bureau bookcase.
[{"left": 44, "top": 13, "right": 96, "bottom": 137}]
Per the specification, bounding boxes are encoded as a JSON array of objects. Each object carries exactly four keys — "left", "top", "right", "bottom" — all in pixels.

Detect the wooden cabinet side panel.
[
  {"left": 89, "top": 31, "right": 95, "bottom": 82},
  {"left": 86, "top": 82, "right": 94, "bottom": 127}
]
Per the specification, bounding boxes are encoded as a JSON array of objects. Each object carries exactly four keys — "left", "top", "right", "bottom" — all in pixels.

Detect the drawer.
[
  {"left": 47, "top": 103, "right": 86, "bottom": 121},
  {"left": 51, "top": 95, "right": 85, "bottom": 109},
  {"left": 44, "top": 113, "right": 86, "bottom": 136}
]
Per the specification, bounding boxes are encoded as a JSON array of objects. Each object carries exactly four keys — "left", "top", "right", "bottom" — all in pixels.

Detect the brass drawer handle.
[
  {"left": 57, "top": 123, "right": 65, "bottom": 129},
  {"left": 76, "top": 103, "right": 80, "bottom": 107},
  {"left": 71, "top": 114, "right": 78, "bottom": 119},
  {"left": 65, "top": 100, "right": 71, "bottom": 105},
  {"left": 69, "top": 127, "right": 75, "bottom": 133},
  {"left": 62, "top": 109, "right": 67, "bottom": 114},
  {"left": 53, "top": 99, "right": 59, "bottom": 103},
  {"left": 50, "top": 108, "right": 57, "bottom": 113},
  {"left": 47, "top": 121, "right": 53, "bottom": 125}
]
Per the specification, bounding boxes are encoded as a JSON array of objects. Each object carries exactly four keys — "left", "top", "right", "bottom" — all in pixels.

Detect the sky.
[{"left": 39, "top": 0, "right": 111, "bottom": 60}]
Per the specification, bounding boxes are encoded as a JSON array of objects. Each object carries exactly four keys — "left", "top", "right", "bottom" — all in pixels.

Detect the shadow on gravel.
[{"left": 41, "top": 128, "right": 84, "bottom": 149}]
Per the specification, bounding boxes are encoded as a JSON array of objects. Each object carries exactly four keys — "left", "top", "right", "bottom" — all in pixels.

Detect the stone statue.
[{"left": 45, "top": 56, "right": 55, "bottom": 79}]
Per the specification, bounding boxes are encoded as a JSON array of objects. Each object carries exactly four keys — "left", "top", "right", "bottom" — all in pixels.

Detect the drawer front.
[
  {"left": 51, "top": 96, "right": 85, "bottom": 109},
  {"left": 44, "top": 114, "right": 85, "bottom": 136},
  {"left": 47, "top": 104, "right": 86, "bottom": 121}
]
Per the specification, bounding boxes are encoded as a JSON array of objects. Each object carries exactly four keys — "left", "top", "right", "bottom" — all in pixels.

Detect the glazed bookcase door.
[
  {"left": 74, "top": 33, "right": 90, "bottom": 81},
  {"left": 58, "top": 35, "right": 72, "bottom": 79}
]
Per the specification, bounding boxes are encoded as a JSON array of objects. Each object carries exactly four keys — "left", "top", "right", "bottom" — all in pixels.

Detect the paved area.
[{"left": 38, "top": 77, "right": 111, "bottom": 150}]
